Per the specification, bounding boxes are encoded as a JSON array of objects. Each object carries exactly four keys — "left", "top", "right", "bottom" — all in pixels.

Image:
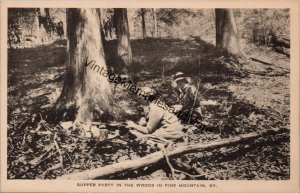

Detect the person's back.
[
  {"left": 146, "top": 103, "right": 184, "bottom": 140},
  {"left": 126, "top": 86, "right": 184, "bottom": 141}
]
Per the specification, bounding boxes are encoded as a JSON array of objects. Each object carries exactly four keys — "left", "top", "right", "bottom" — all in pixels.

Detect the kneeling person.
[{"left": 171, "top": 72, "right": 203, "bottom": 122}]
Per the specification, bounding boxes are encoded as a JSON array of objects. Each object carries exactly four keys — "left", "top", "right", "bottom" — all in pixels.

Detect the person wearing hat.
[
  {"left": 126, "top": 87, "right": 184, "bottom": 140},
  {"left": 172, "top": 72, "right": 202, "bottom": 123}
]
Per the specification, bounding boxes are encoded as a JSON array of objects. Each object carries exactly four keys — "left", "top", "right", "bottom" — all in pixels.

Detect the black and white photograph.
[{"left": 1, "top": 0, "right": 299, "bottom": 192}]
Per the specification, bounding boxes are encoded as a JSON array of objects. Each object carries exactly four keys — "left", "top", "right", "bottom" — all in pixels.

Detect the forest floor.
[{"left": 7, "top": 37, "right": 290, "bottom": 180}]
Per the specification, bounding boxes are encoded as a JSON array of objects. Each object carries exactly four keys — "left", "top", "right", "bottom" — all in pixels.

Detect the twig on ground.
[
  {"left": 28, "top": 144, "right": 55, "bottom": 166},
  {"left": 42, "top": 121, "right": 55, "bottom": 132},
  {"left": 42, "top": 163, "right": 62, "bottom": 178},
  {"left": 64, "top": 151, "right": 73, "bottom": 164},
  {"left": 162, "top": 146, "right": 207, "bottom": 179},
  {"left": 39, "top": 113, "right": 43, "bottom": 120},
  {"left": 54, "top": 133, "right": 63, "bottom": 167},
  {"left": 18, "top": 118, "right": 30, "bottom": 130},
  {"left": 162, "top": 147, "right": 175, "bottom": 178},
  {"left": 21, "top": 134, "right": 27, "bottom": 146}
]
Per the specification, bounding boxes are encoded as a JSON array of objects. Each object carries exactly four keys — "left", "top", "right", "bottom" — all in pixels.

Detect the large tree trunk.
[
  {"left": 113, "top": 8, "right": 132, "bottom": 68},
  {"left": 152, "top": 8, "right": 158, "bottom": 37},
  {"left": 56, "top": 8, "right": 114, "bottom": 123},
  {"left": 215, "top": 9, "right": 241, "bottom": 56},
  {"left": 141, "top": 8, "right": 146, "bottom": 38}
]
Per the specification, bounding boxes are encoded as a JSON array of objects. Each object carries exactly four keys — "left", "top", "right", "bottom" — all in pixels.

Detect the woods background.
[{"left": 8, "top": 8, "right": 289, "bottom": 49}]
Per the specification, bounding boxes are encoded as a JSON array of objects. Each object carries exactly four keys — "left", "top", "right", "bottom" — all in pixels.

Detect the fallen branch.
[
  {"left": 28, "top": 144, "right": 55, "bottom": 166},
  {"left": 250, "top": 57, "right": 274, "bottom": 66},
  {"left": 249, "top": 57, "right": 289, "bottom": 72},
  {"left": 162, "top": 147, "right": 175, "bottom": 178},
  {"left": 162, "top": 147, "right": 205, "bottom": 179},
  {"left": 244, "top": 69, "right": 289, "bottom": 77},
  {"left": 58, "top": 127, "right": 288, "bottom": 180},
  {"left": 54, "top": 133, "right": 63, "bottom": 167}
]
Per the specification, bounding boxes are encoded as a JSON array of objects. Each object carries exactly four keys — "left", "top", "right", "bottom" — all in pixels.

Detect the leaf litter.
[{"left": 8, "top": 38, "right": 290, "bottom": 179}]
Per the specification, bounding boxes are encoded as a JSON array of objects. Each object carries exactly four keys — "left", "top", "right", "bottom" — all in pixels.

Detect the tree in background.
[
  {"left": 113, "top": 8, "right": 133, "bottom": 69},
  {"left": 215, "top": 9, "right": 242, "bottom": 56},
  {"left": 36, "top": 8, "right": 54, "bottom": 42},
  {"left": 56, "top": 8, "right": 114, "bottom": 123},
  {"left": 155, "top": 9, "right": 199, "bottom": 38},
  {"left": 141, "top": 8, "right": 146, "bottom": 38},
  {"left": 152, "top": 8, "right": 158, "bottom": 37}
]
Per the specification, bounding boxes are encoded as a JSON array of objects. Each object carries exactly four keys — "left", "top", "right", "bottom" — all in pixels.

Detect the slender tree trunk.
[
  {"left": 152, "top": 8, "right": 158, "bottom": 37},
  {"left": 44, "top": 8, "right": 51, "bottom": 23},
  {"left": 141, "top": 8, "right": 146, "bottom": 38},
  {"left": 215, "top": 9, "right": 241, "bottom": 56},
  {"left": 113, "top": 8, "right": 132, "bottom": 68},
  {"left": 36, "top": 8, "right": 53, "bottom": 42},
  {"left": 34, "top": 8, "right": 41, "bottom": 39},
  {"left": 36, "top": 8, "right": 46, "bottom": 42},
  {"left": 56, "top": 8, "right": 114, "bottom": 123},
  {"left": 44, "top": 8, "right": 53, "bottom": 39}
]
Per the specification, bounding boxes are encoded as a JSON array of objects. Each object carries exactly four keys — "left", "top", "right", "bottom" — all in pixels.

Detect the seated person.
[
  {"left": 126, "top": 87, "right": 184, "bottom": 141},
  {"left": 171, "top": 72, "right": 202, "bottom": 122}
]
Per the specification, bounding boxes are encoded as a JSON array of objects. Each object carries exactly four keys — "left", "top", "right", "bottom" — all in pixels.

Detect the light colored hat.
[
  {"left": 172, "top": 72, "right": 192, "bottom": 88},
  {"left": 173, "top": 72, "right": 188, "bottom": 82}
]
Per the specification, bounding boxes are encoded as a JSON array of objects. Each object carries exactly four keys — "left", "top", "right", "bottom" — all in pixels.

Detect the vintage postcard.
[{"left": 0, "top": 0, "right": 299, "bottom": 192}]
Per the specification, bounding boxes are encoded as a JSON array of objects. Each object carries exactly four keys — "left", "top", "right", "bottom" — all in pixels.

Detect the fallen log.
[{"left": 58, "top": 127, "right": 288, "bottom": 180}]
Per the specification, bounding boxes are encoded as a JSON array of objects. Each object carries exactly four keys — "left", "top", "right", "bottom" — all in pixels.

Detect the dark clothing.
[
  {"left": 176, "top": 84, "right": 202, "bottom": 123},
  {"left": 179, "top": 84, "right": 200, "bottom": 111}
]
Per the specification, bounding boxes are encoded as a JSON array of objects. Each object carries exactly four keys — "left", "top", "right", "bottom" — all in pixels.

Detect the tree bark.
[
  {"left": 33, "top": 9, "right": 41, "bottom": 40},
  {"left": 141, "top": 8, "right": 146, "bottom": 38},
  {"left": 58, "top": 127, "right": 288, "bottom": 180},
  {"left": 152, "top": 8, "right": 158, "bottom": 37},
  {"left": 56, "top": 8, "right": 114, "bottom": 123},
  {"left": 215, "top": 9, "right": 241, "bottom": 56},
  {"left": 97, "top": 9, "right": 108, "bottom": 56},
  {"left": 36, "top": 8, "right": 54, "bottom": 42},
  {"left": 36, "top": 8, "right": 47, "bottom": 42},
  {"left": 113, "top": 8, "right": 132, "bottom": 68},
  {"left": 44, "top": 8, "right": 51, "bottom": 22}
]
